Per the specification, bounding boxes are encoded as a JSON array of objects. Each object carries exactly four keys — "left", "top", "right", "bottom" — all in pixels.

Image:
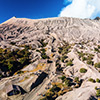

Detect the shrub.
[
  {"left": 40, "top": 48, "right": 46, "bottom": 53},
  {"left": 65, "top": 79, "right": 71, "bottom": 87},
  {"left": 59, "top": 75, "right": 66, "bottom": 82},
  {"left": 61, "top": 55, "right": 68, "bottom": 62},
  {"left": 41, "top": 53, "right": 48, "bottom": 59},
  {"left": 58, "top": 43, "right": 71, "bottom": 55},
  {"left": 94, "top": 63, "right": 100, "bottom": 68},
  {"left": 80, "top": 68, "right": 87, "bottom": 73},
  {"left": 8, "top": 62, "right": 13, "bottom": 71},
  {"left": 0, "top": 46, "right": 31, "bottom": 78},
  {"left": 66, "top": 59, "right": 73, "bottom": 66},
  {"left": 88, "top": 78, "right": 95, "bottom": 83},
  {"left": 24, "top": 45, "right": 30, "bottom": 50},
  {"left": 82, "top": 57, "right": 87, "bottom": 61},
  {"left": 19, "top": 57, "right": 30, "bottom": 65},
  {"left": 45, "top": 91, "right": 54, "bottom": 97},
  {"left": 87, "top": 60, "right": 94, "bottom": 65},
  {"left": 96, "top": 78, "right": 100, "bottom": 83},
  {"left": 94, "top": 48, "right": 100, "bottom": 52},
  {"left": 50, "top": 85, "right": 60, "bottom": 92},
  {"left": 87, "top": 54, "right": 94, "bottom": 60},
  {"left": 74, "top": 77, "right": 79, "bottom": 83},
  {"left": 96, "top": 89, "right": 100, "bottom": 97},
  {"left": 95, "top": 86, "right": 97, "bottom": 90},
  {"left": 77, "top": 51, "right": 84, "bottom": 58}
]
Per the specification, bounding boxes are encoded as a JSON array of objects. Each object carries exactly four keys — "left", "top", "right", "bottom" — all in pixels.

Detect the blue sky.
[
  {"left": 0, "top": 0, "right": 69, "bottom": 23},
  {"left": 0, "top": 0, "right": 100, "bottom": 24}
]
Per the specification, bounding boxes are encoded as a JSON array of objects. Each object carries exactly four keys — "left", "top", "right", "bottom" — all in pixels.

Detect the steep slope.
[
  {"left": 0, "top": 17, "right": 100, "bottom": 44},
  {"left": 0, "top": 17, "right": 100, "bottom": 100}
]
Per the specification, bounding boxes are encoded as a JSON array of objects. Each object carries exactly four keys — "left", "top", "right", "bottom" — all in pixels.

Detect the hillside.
[{"left": 0, "top": 17, "right": 100, "bottom": 100}]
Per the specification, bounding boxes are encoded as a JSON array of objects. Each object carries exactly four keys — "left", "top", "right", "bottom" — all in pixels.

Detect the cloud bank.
[{"left": 59, "top": 0, "right": 100, "bottom": 19}]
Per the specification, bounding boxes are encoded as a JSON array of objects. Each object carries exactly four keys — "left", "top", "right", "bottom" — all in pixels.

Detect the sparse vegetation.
[
  {"left": 0, "top": 47, "right": 31, "bottom": 77},
  {"left": 59, "top": 75, "right": 66, "bottom": 82},
  {"left": 65, "top": 79, "right": 71, "bottom": 87},
  {"left": 88, "top": 78, "right": 95, "bottom": 83},
  {"left": 74, "top": 77, "right": 79, "bottom": 83},
  {"left": 96, "top": 89, "right": 100, "bottom": 97},
  {"left": 87, "top": 60, "right": 94, "bottom": 65},
  {"left": 66, "top": 59, "right": 73, "bottom": 66},
  {"left": 95, "top": 86, "right": 98, "bottom": 90},
  {"left": 77, "top": 51, "right": 94, "bottom": 65},
  {"left": 80, "top": 68, "right": 87, "bottom": 73},
  {"left": 58, "top": 42, "right": 71, "bottom": 55},
  {"left": 41, "top": 84, "right": 61, "bottom": 100},
  {"left": 60, "top": 55, "right": 68, "bottom": 63},
  {"left": 94, "top": 63, "right": 100, "bottom": 68},
  {"left": 82, "top": 57, "right": 87, "bottom": 61},
  {"left": 96, "top": 78, "right": 100, "bottom": 83}
]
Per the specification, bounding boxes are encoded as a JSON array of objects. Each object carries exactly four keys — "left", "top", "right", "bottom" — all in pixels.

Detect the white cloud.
[{"left": 59, "top": 0, "right": 100, "bottom": 19}]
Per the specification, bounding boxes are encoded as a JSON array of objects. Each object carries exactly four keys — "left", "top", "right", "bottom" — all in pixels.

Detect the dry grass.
[
  {"left": 19, "top": 76, "right": 29, "bottom": 82},
  {"left": 30, "top": 63, "right": 46, "bottom": 72}
]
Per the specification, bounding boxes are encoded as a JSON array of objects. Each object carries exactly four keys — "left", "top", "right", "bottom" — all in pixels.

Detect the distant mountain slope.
[
  {"left": 0, "top": 17, "right": 100, "bottom": 44},
  {"left": 1, "top": 17, "right": 100, "bottom": 100}
]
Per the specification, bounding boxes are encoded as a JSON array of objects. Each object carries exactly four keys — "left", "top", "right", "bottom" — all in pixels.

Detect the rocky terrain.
[{"left": 0, "top": 17, "right": 100, "bottom": 100}]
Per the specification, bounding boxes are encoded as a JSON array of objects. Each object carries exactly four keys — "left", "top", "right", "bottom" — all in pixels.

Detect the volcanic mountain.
[{"left": 0, "top": 17, "right": 100, "bottom": 100}]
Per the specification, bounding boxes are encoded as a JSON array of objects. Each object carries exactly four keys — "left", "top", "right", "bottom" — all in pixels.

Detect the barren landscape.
[{"left": 0, "top": 17, "right": 100, "bottom": 100}]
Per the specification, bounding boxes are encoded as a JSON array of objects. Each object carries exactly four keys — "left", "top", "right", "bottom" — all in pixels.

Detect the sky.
[
  {"left": 59, "top": 0, "right": 100, "bottom": 19},
  {"left": 0, "top": 0, "right": 65, "bottom": 23},
  {"left": 0, "top": 0, "right": 100, "bottom": 24}
]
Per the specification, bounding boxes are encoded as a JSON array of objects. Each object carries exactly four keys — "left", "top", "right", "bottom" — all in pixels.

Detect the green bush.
[
  {"left": 95, "top": 86, "right": 97, "bottom": 90},
  {"left": 96, "top": 78, "right": 100, "bottom": 83},
  {"left": 8, "top": 62, "right": 13, "bottom": 71},
  {"left": 50, "top": 85, "right": 60, "bottom": 92},
  {"left": 96, "top": 89, "right": 100, "bottom": 97},
  {"left": 61, "top": 55, "right": 68, "bottom": 62},
  {"left": 80, "top": 68, "right": 87, "bottom": 73},
  {"left": 94, "top": 63, "right": 100, "bottom": 68},
  {"left": 58, "top": 43, "right": 71, "bottom": 55},
  {"left": 74, "top": 77, "right": 79, "bottom": 83},
  {"left": 88, "top": 78, "right": 95, "bottom": 83},
  {"left": 77, "top": 51, "right": 84, "bottom": 58},
  {"left": 41, "top": 53, "right": 48, "bottom": 59},
  {"left": 87, "top": 60, "right": 94, "bottom": 65},
  {"left": 40, "top": 48, "right": 46, "bottom": 53},
  {"left": 65, "top": 79, "right": 71, "bottom": 87},
  {"left": 19, "top": 57, "right": 30, "bottom": 65},
  {"left": 59, "top": 75, "right": 66, "bottom": 82},
  {"left": 82, "top": 57, "right": 87, "bottom": 61},
  {"left": 94, "top": 48, "right": 100, "bottom": 52},
  {"left": 0, "top": 46, "right": 31, "bottom": 77},
  {"left": 87, "top": 54, "right": 94, "bottom": 60},
  {"left": 66, "top": 59, "right": 73, "bottom": 66}
]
